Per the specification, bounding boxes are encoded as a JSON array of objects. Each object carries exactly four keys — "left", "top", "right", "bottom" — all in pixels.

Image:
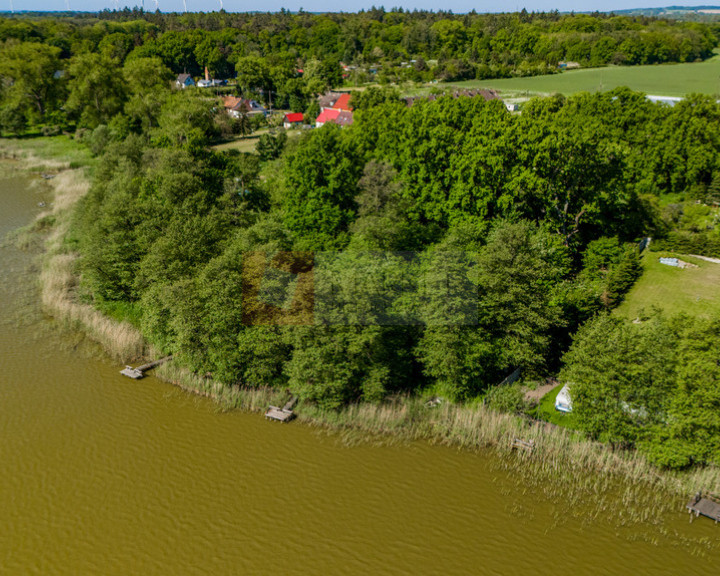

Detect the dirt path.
[
  {"left": 690, "top": 254, "right": 720, "bottom": 265},
  {"left": 524, "top": 382, "right": 558, "bottom": 403}
]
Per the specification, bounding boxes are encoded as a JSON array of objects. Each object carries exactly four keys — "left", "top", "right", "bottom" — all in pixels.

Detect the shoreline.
[
  {"left": 2, "top": 158, "right": 147, "bottom": 363},
  {"left": 3, "top": 136, "right": 720, "bottom": 516}
]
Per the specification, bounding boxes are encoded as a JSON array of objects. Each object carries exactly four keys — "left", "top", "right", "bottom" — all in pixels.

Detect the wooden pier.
[
  {"left": 687, "top": 493, "right": 720, "bottom": 524},
  {"left": 511, "top": 438, "right": 535, "bottom": 453},
  {"left": 265, "top": 396, "right": 298, "bottom": 423},
  {"left": 120, "top": 356, "right": 173, "bottom": 379}
]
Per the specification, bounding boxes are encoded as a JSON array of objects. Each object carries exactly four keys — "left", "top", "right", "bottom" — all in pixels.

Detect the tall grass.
[
  {"left": 156, "top": 362, "right": 286, "bottom": 412},
  {"left": 40, "top": 170, "right": 146, "bottom": 362}
]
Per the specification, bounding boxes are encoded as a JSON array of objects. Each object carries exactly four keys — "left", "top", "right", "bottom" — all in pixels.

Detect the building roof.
[
  {"left": 335, "top": 110, "right": 354, "bottom": 126},
  {"left": 318, "top": 91, "right": 342, "bottom": 109},
  {"left": 333, "top": 93, "right": 352, "bottom": 111},
  {"left": 223, "top": 97, "right": 266, "bottom": 115},
  {"left": 284, "top": 112, "right": 304, "bottom": 123},
  {"left": 223, "top": 96, "right": 245, "bottom": 110},
  {"left": 316, "top": 108, "right": 341, "bottom": 124},
  {"left": 177, "top": 73, "right": 193, "bottom": 84}
]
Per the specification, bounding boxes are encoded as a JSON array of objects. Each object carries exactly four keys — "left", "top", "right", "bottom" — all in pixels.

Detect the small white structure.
[
  {"left": 647, "top": 95, "right": 683, "bottom": 107},
  {"left": 659, "top": 257, "right": 697, "bottom": 269},
  {"left": 197, "top": 79, "right": 226, "bottom": 88},
  {"left": 555, "top": 384, "right": 573, "bottom": 413},
  {"left": 175, "top": 73, "right": 195, "bottom": 89}
]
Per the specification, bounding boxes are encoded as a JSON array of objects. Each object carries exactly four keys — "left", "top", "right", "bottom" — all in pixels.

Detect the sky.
[{"left": 3, "top": 0, "right": 717, "bottom": 14}]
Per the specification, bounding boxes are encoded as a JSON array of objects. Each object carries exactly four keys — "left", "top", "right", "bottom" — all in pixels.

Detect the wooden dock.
[
  {"left": 120, "top": 356, "right": 173, "bottom": 379},
  {"left": 511, "top": 438, "right": 535, "bottom": 452},
  {"left": 265, "top": 396, "right": 298, "bottom": 423},
  {"left": 687, "top": 493, "right": 720, "bottom": 524}
]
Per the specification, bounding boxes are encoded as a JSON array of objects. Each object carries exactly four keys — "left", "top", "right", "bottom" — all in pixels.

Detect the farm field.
[
  {"left": 441, "top": 53, "right": 720, "bottom": 97},
  {"left": 615, "top": 253, "right": 720, "bottom": 320}
]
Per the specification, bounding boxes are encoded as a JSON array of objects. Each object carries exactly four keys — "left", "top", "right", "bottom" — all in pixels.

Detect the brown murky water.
[{"left": 1, "top": 167, "right": 719, "bottom": 575}]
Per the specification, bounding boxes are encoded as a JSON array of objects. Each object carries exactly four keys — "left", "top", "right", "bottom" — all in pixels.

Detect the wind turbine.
[
  {"left": 65, "top": 0, "right": 71, "bottom": 10},
  {"left": 219, "top": 0, "right": 223, "bottom": 10},
  {"left": 10, "top": 0, "right": 14, "bottom": 14},
  {"left": 154, "top": 0, "right": 159, "bottom": 10},
  {"left": 183, "top": 0, "right": 187, "bottom": 12}
]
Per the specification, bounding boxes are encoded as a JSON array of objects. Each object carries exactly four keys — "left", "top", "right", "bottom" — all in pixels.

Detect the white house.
[
  {"left": 283, "top": 112, "right": 304, "bottom": 129},
  {"left": 222, "top": 96, "right": 267, "bottom": 118},
  {"left": 176, "top": 73, "right": 195, "bottom": 89}
]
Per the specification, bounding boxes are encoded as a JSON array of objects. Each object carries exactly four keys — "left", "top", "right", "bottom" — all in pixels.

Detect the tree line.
[{"left": 1, "top": 10, "right": 717, "bottom": 134}]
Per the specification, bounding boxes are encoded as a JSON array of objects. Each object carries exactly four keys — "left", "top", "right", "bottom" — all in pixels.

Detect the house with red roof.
[
  {"left": 332, "top": 93, "right": 352, "bottom": 111},
  {"left": 315, "top": 108, "right": 340, "bottom": 128},
  {"left": 316, "top": 91, "right": 354, "bottom": 128},
  {"left": 283, "top": 112, "right": 304, "bottom": 129},
  {"left": 334, "top": 110, "right": 354, "bottom": 127}
]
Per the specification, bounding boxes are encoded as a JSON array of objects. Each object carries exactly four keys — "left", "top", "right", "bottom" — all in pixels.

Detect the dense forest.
[{"left": 2, "top": 12, "right": 720, "bottom": 471}]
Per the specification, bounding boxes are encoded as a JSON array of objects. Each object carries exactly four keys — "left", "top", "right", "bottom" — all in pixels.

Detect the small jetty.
[
  {"left": 511, "top": 438, "right": 535, "bottom": 453},
  {"left": 120, "top": 356, "right": 173, "bottom": 379},
  {"left": 687, "top": 492, "right": 720, "bottom": 524},
  {"left": 425, "top": 396, "right": 443, "bottom": 408},
  {"left": 265, "top": 396, "right": 298, "bottom": 423}
]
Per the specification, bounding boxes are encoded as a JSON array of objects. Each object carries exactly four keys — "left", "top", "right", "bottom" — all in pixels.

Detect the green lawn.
[
  {"left": 616, "top": 252, "right": 720, "bottom": 320},
  {"left": 213, "top": 135, "right": 265, "bottom": 154},
  {"left": 533, "top": 385, "right": 580, "bottom": 429},
  {"left": 0, "top": 135, "right": 94, "bottom": 169},
  {"left": 440, "top": 53, "right": 720, "bottom": 97},
  {"left": 212, "top": 128, "right": 302, "bottom": 154}
]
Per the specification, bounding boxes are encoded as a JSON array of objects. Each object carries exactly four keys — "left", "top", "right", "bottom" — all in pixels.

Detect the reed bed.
[
  {"left": 3, "top": 143, "right": 146, "bottom": 362},
  {"left": 155, "top": 362, "right": 286, "bottom": 413},
  {"left": 39, "top": 170, "right": 146, "bottom": 361}
]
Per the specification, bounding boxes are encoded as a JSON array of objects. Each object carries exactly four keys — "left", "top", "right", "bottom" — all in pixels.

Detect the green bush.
[{"left": 484, "top": 384, "right": 526, "bottom": 414}]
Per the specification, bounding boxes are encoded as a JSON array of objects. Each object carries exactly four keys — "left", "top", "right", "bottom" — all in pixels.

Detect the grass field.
[
  {"left": 212, "top": 128, "right": 302, "bottom": 154},
  {"left": 533, "top": 385, "right": 581, "bottom": 430},
  {"left": 616, "top": 252, "right": 720, "bottom": 320},
  {"left": 440, "top": 53, "right": 720, "bottom": 97},
  {"left": 0, "top": 135, "right": 94, "bottom": 170}
]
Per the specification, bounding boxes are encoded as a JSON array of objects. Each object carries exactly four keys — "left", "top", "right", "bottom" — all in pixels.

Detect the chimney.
[{"left": 205, "top": 66, "right": 210, "bottom": 82}]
